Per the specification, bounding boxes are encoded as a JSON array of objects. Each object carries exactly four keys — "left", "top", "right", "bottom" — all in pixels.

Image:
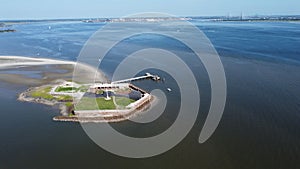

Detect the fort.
[{"left": 18, "top": 73, "right": 160, "bottom": 123}]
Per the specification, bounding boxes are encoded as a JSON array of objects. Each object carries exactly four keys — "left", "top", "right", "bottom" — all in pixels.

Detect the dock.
[{"left": 112, "top": 73, "right": 160, "bottom": 84}]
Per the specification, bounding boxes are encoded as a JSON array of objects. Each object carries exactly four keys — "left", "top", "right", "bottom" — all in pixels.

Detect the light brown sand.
[{"left": 0, "top": 56, "right": 109, "bottom": 85}]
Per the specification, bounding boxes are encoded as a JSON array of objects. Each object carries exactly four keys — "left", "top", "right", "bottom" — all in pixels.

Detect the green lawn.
[
  {"left": 55, "top": 86, "right": 78, "bottom": 92},
  {"left": 75, "top": 97, "right": 116, "bottom": 110},
  {"left": 30, "top": 86, "right": 54, "bottom": 100},
  {"left": 56, "top": 95, "right": 73, "bottom": 101},
  {"left": 30, "top": 86, "right": 74, "bottom": 102},
  {"left": 115, "top": 97, "right": 135, "bottom": 108},
  {"left": 55, "top": 86, "right": 89, "bottom": 93}
]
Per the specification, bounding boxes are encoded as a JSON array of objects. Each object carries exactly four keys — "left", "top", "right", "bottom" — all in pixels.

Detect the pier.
[{"left": 112, "top": 73, "right": 160, "bottom": 84}]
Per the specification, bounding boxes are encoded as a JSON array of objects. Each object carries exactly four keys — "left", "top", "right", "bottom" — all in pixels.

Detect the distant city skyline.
[{"left": 0, "top": 0, "right": 299, "bottom": 20}]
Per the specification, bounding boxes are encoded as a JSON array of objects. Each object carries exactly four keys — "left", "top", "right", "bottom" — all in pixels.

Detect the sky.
[{"left": 0, "top": 0, "right": 299, "bottom": 20}]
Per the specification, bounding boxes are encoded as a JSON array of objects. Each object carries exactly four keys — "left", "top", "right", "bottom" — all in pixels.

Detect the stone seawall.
[{"left": 53, "top": 95, "right": 154, "bottom": 123}]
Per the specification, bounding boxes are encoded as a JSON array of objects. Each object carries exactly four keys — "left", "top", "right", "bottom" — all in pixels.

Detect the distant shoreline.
[
  {"left": 0, "top": 29, "right": 16, "bottom": 33},
  {"left": 1, "top": 15, "right": 300, "bottom": 23}
]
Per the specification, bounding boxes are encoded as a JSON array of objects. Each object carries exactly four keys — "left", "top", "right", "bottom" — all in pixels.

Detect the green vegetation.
[
  {"left": 65, "top": 102, "right": 73, "bottom": 107},
  {"left": 68, "top": 113, "right": 75, "bottom": 117},
  {"left": 30, "top": 86, "right": 74, "bottom": 102},
  {"left": 56, "top": 95, "right": 73, "bottom": 101},
  {"left": 115, "top": 97, "right": 135, "bottom": 108},
  {"left": 54, "top": 85, "right": 89, "bottom": 93},
  {"left": 55, "top": 86, "right": 78, "bottom": 92},
  {"left": 30, "top": 86, "right": 54, "bottom": 100},
  {"left": 75, "top": 97, "right": 116, "bottom": 110},
  {"left": 79, "top": 86, "right": 89, "bottom": 92}
]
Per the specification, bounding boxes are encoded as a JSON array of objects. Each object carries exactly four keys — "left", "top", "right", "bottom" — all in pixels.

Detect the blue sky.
[{"left": 0, "top": 0, "right": 299, "bottom": 20}]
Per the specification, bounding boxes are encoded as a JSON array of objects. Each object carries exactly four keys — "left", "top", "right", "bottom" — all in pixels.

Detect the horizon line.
[{"left": 1, "top": 14, "right": 300, "bottom": 22}]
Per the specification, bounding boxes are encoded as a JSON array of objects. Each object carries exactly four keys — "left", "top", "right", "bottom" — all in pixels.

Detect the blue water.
[
  {"left": 0, "top": 21, "right": 105, "bottom": 60},
  {"left": 0, "top": 21, "right": 300, "bottom": 169},
  {"left": 1, "top": 21, "right": 300, "bottom": 64}
]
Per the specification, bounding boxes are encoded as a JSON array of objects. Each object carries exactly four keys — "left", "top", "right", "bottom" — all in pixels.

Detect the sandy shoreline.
[
  {"left": 0, "top": 55, "right": 109, "bottom": 84},
  {"left": 0, "top": 55, "right": 75, "bottom": 68}
]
